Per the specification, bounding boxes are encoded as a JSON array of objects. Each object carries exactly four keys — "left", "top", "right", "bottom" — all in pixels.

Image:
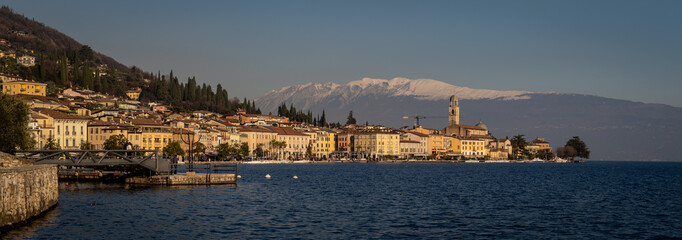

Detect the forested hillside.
[{"left": 0, "top": 6, "right": 259, "bottom": 114}]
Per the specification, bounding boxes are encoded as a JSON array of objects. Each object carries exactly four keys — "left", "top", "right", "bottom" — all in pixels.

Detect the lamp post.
[{"left": 180, "top": 127, "right": 202, "bottom": 172}]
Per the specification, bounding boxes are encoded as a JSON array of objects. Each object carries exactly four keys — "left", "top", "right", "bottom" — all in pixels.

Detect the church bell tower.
[{"left": 449, "top": 95, "right": 459, "bottom": 126}]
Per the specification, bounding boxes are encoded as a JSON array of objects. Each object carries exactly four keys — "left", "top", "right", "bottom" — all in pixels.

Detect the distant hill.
[
  {"left": 0, "top": 6, "right": 128, "bottom": 72},
  {"left": 257, "top": 78, "right": 682, "bottom": 161}
]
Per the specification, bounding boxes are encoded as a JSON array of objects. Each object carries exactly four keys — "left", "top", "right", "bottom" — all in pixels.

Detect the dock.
[{"left": 125, "top": 172, "right": 237, "bottom": 185}]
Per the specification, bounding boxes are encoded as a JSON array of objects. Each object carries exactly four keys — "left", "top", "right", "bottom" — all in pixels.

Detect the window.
[{"left": 57, "top": 126, "right": 60, "bottom": 134}]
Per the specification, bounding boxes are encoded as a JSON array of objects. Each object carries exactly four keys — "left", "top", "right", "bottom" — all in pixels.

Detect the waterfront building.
[
  {"left": 37, "top": 109, "right": 90, "bottom": 150},
  {"left": 399, "top": 140, "right": 421, "bottom": 159},
  {"left": 429, "top": 134, "right": 447, "bottom": 155},
  {"left": 446, "top": 136, "right": 462, "bottom": 155},
  {"left": 527, "top": 137, "right": 552, "bottom": 154},
  {"left": 400, "top": 132, "right": 429, "bottom": 156},
  {"left": 238, "top": 126, "right": 277, "bottom": 157},
  {"left": 488, "top": 139, "right": 513, "bottom": 159},
  {"left": 314, "top": 129, "right": 336, "bottom": 159},
  {"left": 87, "top": 121, "right": 132, "bottom": 149},
  {"left": 126, "top": 118, "right": 172, "bottom": 151},
  {"left": 1, "top": 81, "right": 46, "bottom": 96},
  {"left": 29, "top": 113, "right": 53, "bottom": 149},
  {"left": 128, "top": 130, "right": 172, "bottom": 151},
  {"left": 355, "top": 130, "right": 401, "bottom": 159},
  {"left": 444, "top": 94, "right": 491, "bottom": 138},
  {"left": 267, "top": 127, "right": 311, "bottom": 160},
  {"left": 336, "top": 130, "right": 355, "bottom": 154},
  {"left": 459, "top": 137, "right": 486, "bottom": 158}
]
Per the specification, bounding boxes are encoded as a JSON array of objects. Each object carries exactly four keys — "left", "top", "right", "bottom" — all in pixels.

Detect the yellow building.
[
  {"left": 238, "top": 126, "right": 277, "bottom": 157},
  {"left": 459, "top": 137, "right": 485, "bottom": 158},
  {"left": 88, "top": 121, "right": 133, "bottom": 149},
  {"left": 355, "top": 131, "right": 400, "bottom": 158},
  {"left": 127, "top": 118, "right": 172, "bottom": 151},
  {"left": 314, "top": 129, "right": 336, "bottom": 159},
  {"left": 1, "top": 81, "right": 47, "bottom": 96},
  {"left": 37, "top": 109, "right": 90, "bottom": 150},
  {"left": 30, "top": 113, "right": 54, "bottom": 149},
  {"left": 447, "top": 136, "right": 462, "bottom": 155},
  {"left": 528, "top": 137, "right": 552, "bottom": 154},
  {"left": 429, "top": 134, "right": 446, "bottom": 155},
  {"left": 126, "top": 88, "right": 142, "bottom": 100},
  {"left": 130, "top": 131, "right": 173, "bottom": 151}
]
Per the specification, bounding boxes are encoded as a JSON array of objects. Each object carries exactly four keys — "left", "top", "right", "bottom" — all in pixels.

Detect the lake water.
[{"left": 2, "top": 162, "right": 682, "bottom": 239}]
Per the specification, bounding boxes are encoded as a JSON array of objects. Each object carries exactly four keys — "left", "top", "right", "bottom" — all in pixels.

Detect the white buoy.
[
  {"left": 237, "top": 175, "right": 242, "bottom": 178},
  {"left": 265, "top": 174, "right": 271, "bottom": 179},
  {"left": 293, "top": 176, "right": 298, "bottom": 179}
]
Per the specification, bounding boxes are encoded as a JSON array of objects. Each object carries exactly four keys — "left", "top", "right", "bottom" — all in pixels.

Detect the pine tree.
[
  {"left": 320, "top": 109, "right": 327, "bottom": 127},
  {"left": 346, "top": 111, "right": 357, "bottom": 125}
]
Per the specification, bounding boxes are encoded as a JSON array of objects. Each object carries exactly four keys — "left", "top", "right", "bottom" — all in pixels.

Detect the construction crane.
[{"left": 402, "top": 115, "right": 446, "bottom": 128}]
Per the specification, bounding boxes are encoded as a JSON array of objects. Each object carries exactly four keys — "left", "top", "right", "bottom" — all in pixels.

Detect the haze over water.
[{"left": 4, "top": 162, "right": 681, "bottom": 239}]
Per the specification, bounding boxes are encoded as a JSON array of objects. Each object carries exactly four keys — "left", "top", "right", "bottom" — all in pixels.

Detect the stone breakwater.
[{"left": 0, "top": 152, "right": 58, "bottom": 228}]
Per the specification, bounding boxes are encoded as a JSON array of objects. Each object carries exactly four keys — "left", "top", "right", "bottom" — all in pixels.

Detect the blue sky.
[{"left": 4, "top": 0, "right": 682, "bottom": 107}]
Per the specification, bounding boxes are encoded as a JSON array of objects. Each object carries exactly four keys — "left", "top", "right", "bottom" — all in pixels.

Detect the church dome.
[{"left": 475, "top": 121, "right": 488, "bottom": 130}]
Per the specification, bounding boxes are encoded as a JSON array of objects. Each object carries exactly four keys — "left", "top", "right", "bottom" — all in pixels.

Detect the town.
[{"left": 2, "top": 73, "right": 562, "bottom": 163}]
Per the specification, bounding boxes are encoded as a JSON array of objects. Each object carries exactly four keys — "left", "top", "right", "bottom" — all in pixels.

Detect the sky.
[{"left": 3, "top": 0, "right": 682, "bottom": 107}]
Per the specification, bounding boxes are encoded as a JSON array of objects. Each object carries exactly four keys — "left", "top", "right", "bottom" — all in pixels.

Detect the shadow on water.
[{"left": 0, "top": 205, "right": 60, "bottom": 239}]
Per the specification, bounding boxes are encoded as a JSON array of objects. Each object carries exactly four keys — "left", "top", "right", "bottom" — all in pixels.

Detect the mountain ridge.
[
  {"left": 256, "top": 78, "right": 682, "bottom": 161},
  {"left": 258, "top": 77, "right": 533, "bottom": 112}
]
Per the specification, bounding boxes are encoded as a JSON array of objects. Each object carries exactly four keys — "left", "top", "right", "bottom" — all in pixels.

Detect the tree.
[
  {"left": 103, "top": 134, "right": 130, "bottom": 150},
  {"left": 510, "top": 135, "right": 529, "bottom": 160},
  {"left": 306, "top": 142, "right": 313, "bottom": 160},
  {"left": 320, "top": 109, "right": 327, "bottom": 127},
  {"left": 43, "top": 137, "right": 60, "bottom": 150},
  {"left": 80, "top": 141, "right": 95, "bottom": 150},
  {"left": 346, "top": 110, "right": 357, "bottom": 125},
  {"left": 557, "top": 146, "right": 577, "bottom": 160},
  {"left": 566, "top": 136, "right": 590, "bottom": 160},
  {"left": 0, "top": 94, "right": 36, "bottom": 151},
  {"left": 270, "top": 139, "right": 286, "bottom": 160},
  {"left": 239, "top": 142, "right": 249, "bottom": 156},
  {"left": 163, "top": 141, "right": 185, "bottom": 156},
  {"left": 192, "top": 142, "right": 206, "bottom": 155},
  {"left": 254, "top": 143, "right": 265, "bottom": 158}
]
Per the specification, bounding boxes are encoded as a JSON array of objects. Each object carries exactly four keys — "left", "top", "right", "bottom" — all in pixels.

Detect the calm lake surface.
[{"left": 3, "top": 162, "right": 682, "bottom": 239}]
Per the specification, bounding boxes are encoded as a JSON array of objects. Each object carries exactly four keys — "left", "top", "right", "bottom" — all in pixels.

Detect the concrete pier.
[
  {"left": 0, "top": 152, "right": 58, "bottom": 228},
  {"left": 125, "top": 172, "right": 236, "bottom": 185}
]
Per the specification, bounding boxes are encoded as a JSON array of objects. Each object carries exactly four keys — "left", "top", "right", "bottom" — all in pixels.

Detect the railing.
[{"left": 12, "top": 150, "right": 172, "bottom": 174}]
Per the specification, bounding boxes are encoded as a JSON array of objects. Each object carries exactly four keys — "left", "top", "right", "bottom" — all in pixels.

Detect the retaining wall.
[{"left": 0, "top": 153, "right": 58, "bottom": 228}]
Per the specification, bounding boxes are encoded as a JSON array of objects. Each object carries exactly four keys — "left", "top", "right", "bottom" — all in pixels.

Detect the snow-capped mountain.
[
  {"left": 256, "top": 77, "right": 682, "bottom": 161},
  {"left": 258, "top": 77, "right": 531, "bottom": 112}
]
